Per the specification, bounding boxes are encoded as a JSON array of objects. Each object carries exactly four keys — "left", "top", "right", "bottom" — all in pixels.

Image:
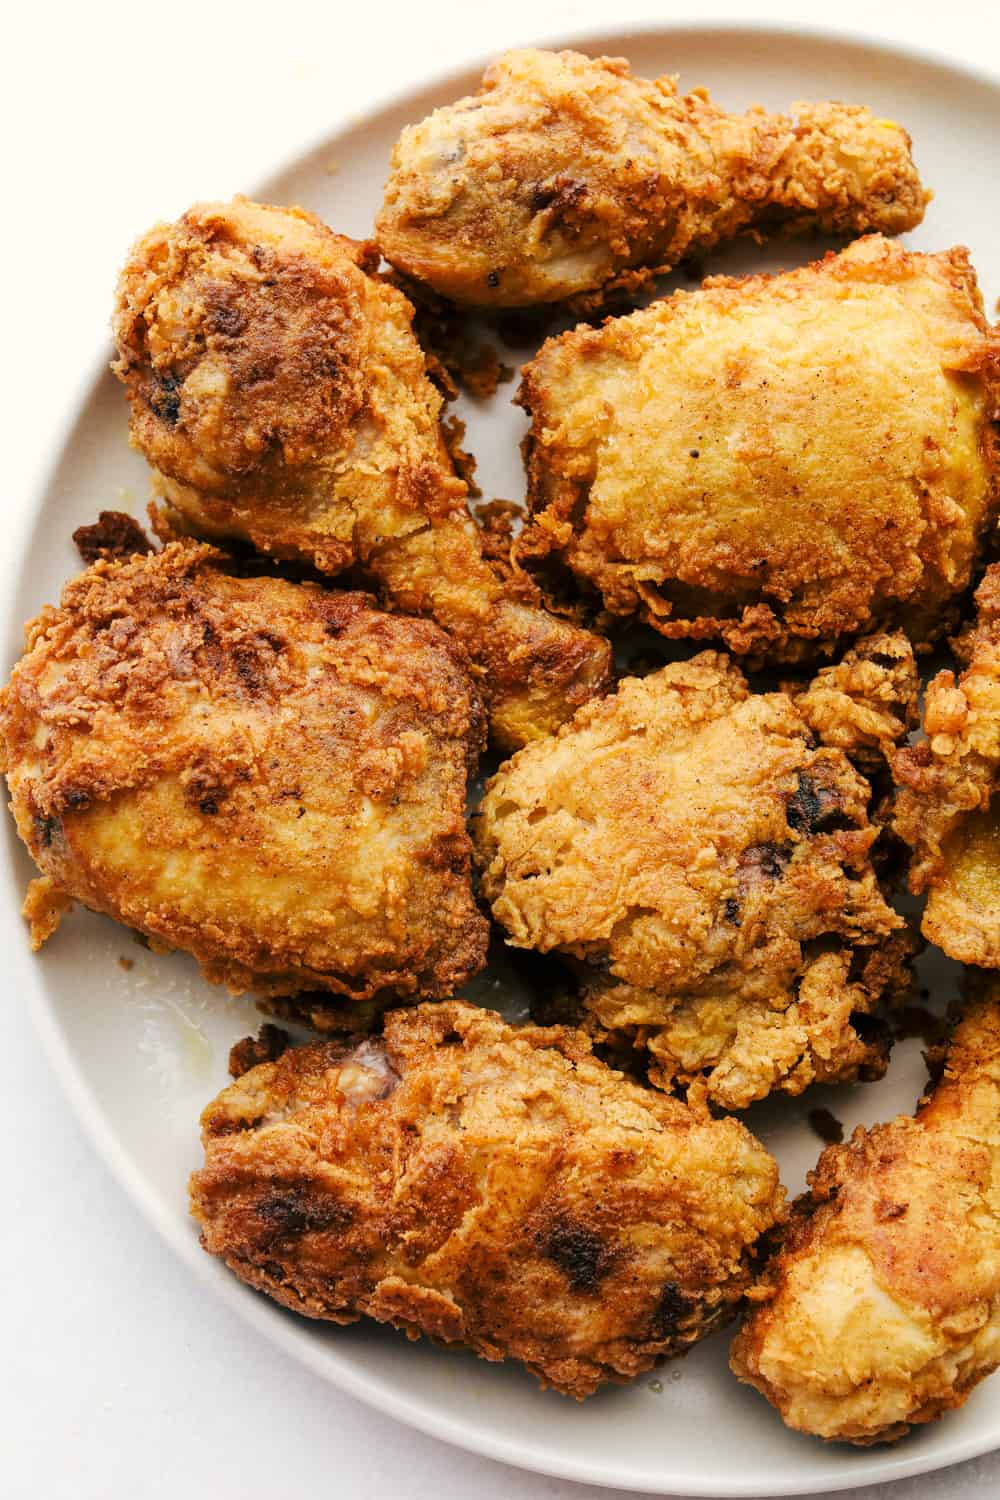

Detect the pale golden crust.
[
  {"left": 0, "top": 544, "right": 488, "bottom": 1001},
  {"left": 190, "top": 1001, "right": 785, "bottom": 1397},
  {"left": 519, "top": 236, "right": 1000, "bottom": 662},
  {"left": 474, "top": 653, "right": 908, "bottom": 1110},
  {"left": 113, "top": 197, "right": 611, "bottom": 749},
  {"left": 377, "top": 47, "right": 928, "bottom": 309},
  {"left": 792, "top": 631, "right": 920, "bottom": 777},
  {"left": 731, "top": 988, "right": 1000, "bottom": 1444},
  {"left": 893, "top": 565, "right": 1000, "bottom": 964}
]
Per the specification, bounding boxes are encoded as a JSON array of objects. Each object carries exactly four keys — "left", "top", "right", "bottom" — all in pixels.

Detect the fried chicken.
[
  {"left": 190, "top": 1000, "right": 785, "bottom": 1397},
  {"left": 731, "top": 985, "right": 1000, "bottom": 1444},
  {"left": 792, "top": 631, "right": 920, "bottom": 778},
  {"left": 0, "top": 544, "right": 488, "bottom": 1001},
  {"left": 376, "top": 47, "right": 928, "bottom": 309},
  {"left": 518, "top": 236, "right": 1000, "bottom": 662},
  {"left": 112, "top": 197, "right": 611, "bottom": 749},
  {"left": 474, "top": 653, "right": 911, "bottom": 1111},
  {"left": 894, "top": 564, "right": 1000, "bottom": 965}
]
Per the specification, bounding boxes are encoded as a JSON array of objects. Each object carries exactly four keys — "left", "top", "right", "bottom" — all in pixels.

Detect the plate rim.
[{"left": 9, "top": 16, "right": 1000, "bottom": 1496}]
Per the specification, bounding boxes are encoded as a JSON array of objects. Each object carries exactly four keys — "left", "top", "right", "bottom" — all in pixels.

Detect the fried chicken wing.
[
  {"left": 376, "top": 48, "right": 928, "bottom": 309},
  {"left": 0, "top": 544, "right": 488, "bottom": 1001},
  {"left": 112, "top": 198, "right": 611, "bottom": 749},
  {"left": 894, "top": 565, "right": 1000, "bottom": 965},
  {"left": 518, "top": 236, "right": 1000, "bottom": 662},
  {"left": 190, "top": 1000, "right": 785, "bottom": 1397},
  {"left": 474, "top": 653, "right": 910, "bottom": 1110},
  {"left": 731, "top": 986, "right": 1000, "bottom": 1444}
]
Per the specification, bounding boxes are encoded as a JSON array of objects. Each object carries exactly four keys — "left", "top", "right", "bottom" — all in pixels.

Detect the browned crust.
[
  {"left": 376, "top": 48, "right": 928, "bottom": 309},
  {"left": 112, "top": 196, "right": 612, "bottom": 750},
  {"left": 0, "top": 544, "right": 488, "bottom": 1001},
  {"left": 474, "top": 651, "right": 912, "bottom": 1109},
  {"left": 517, "top": 239, "right": 1000, "bottom": 664},
  {"left": 731, "top": 990, "right": 1000, "bottom": 1443},
  {"left": 191, "top": 1001, "right": 785, "bottom": 1397}
]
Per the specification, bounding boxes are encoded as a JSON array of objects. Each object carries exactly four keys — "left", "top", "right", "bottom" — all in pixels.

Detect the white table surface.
[{"left": 4, "top": 1, "right": 1000, "bottom": 1495}]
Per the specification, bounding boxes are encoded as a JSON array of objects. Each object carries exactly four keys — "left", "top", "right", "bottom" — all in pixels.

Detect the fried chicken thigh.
[
  {"left": 732, "top": 986, "right": 1000, "bottom": 1444},
  {"left": 0, "top": 544, "right": 488, "bottom": 1001},
  {"left": 376, "top": 48, "right": 927, "bottom": 309},
  {"left": 894, "top": 565, "right": 1000, "bottom": 965},
  {"left": 190, "top": 1000, "right": 785, "bottom": 1397},
  {"left": 519, "top": 236, "right": 1000, "bottom": 662},
  {"left": 474, "top": 650, "right": 911, "bottom": 1110},
  {"left": 112, "top": 198, "right": 611, "bottom": 749}
]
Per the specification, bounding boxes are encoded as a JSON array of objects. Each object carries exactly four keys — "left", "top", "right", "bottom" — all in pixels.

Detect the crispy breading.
[
  {"left": 731, "top": 985, "right": 1000, "bottom": 1444},
  {"left": 190, "top": 1001, "right": 785, "bottom": 1398},
  {"left": 0, "top": 544, "right": 488, "bottom": 1001},
  {"left": 893, "top": 564, "right": 1000, "bottom": 964},
  {"left": 474, "top": 654, "right": 909, "bottom": 1110},
  {"left": 518, "top": 237, "right": 1000, "bottom": 662},
  {"left": 112, "top": 197, "right": 611, "bottom": 749},
  {"left": 792, "top": 631, "right": 920, "bottom": 777},
  {"left": 376, "top": 47, "right": 928, "bottom": 309}
]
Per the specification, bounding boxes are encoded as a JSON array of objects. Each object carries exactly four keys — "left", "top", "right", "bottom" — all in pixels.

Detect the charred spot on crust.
[
  {"left": 650, "top": 1281, "right": 693, "bottom": 1338},
  {"left": 786, "top": 771, "right": 856, "bottom": 836},
  {"left": 228, "top": 1024, "right": 291, "bottom": 1078},
  {"left": 256, "top": 1187, "right": 354, "bottom": 1243},
  {"left": 73, "top": 511, "right": 153, "bottom": 564},
  {"left": 540, "top": 1221, "right": 611, "bottom": 1293},
  {"left": 739, "top": 841, "right": 791, "bottom": 881},
  {"left": 149, "top": 372, "right": 182, "bottom": 426},
  {"left": 209, "top": 301, "right": 247, "bottom": 338},
  {"left": 209, "top": 1114, "right": 264, "bottom": 1136},
  {"left": 60, "top": 788, "right": 92, "bottom": 813},
  {"left": 33, "top": 813, "right": 61, "bottom": 848},
  {"left": 529, "top": 178, "right": 588, "bottom": 219},
  {"left": 723, "top": 897, "right": 740, "bottom": 924}
]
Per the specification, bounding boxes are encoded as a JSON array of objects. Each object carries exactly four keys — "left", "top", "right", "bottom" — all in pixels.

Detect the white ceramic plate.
[{"left": 7, "top": 21, "right": 1000, "bottom": 1496}]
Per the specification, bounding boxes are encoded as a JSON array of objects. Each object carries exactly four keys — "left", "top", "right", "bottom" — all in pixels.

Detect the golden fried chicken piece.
[
  {"left": 474, "top": 653, "right": 910, "bottom": 1110},
  {"left": 894, "top": 565, "right": 1000, "bottom": 965},
  {"left": 377, "top": 48, "right": 928, "bottom": 309},
  {"left": 112, "top": 198, "right": 611, "bottom": 749},
  {"left": 519, "top": 236, "right": 1000, "bottom": 662},
  {"left": 190, "top": 1000, "right": 785, "bottom": 1397},
  {"left": 793, "top": 631, "right": 919, "bottom": 777},
  {"left": 731, "top": 985, "right": 1000, "bottom": 1444},
  {"left": 0, "top": 544, "right": 488, "bottom": 1001}
]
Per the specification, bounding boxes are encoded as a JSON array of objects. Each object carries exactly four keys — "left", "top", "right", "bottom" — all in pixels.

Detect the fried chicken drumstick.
[
  {"left": 732, "top": 985, "right": 1000, "bottom": 1444},
  {"left": 474, "top": 646, "right": 913, "bottom": 1110},
  {"left": 519, "top": 236, "right": 1000, "bottom": 662},
  {"left": 894, "top": 564, "right": 1000, "bottom": 965},
  {"left": 112, "top": 198, "right": 611, "bottom": 749},
  {"left": 376, "top": 47, "right": 928, "bottom": 309},
  {"left": 0, "top": 544, "right": 488, "bottom": 1001},
  {"left": 190, "top": 1001, "right": 785, "bottom": 1397}
]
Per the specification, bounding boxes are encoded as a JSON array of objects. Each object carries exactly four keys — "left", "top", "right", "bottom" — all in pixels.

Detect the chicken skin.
[
  {"left": 474, "top": 651, "right": 911, "bottom": 1111},
  {"left": 112, "top": 197, "right": 611, "bottom": 749},
  {"left": 0, "top": 544, "right": 488, "bottom": 1002},
  {"left": 376, "top": 47, "right": 928, "bottom": 309},
  {"left": 519, "top": 236, "right": 1000, "bottom": 663},
  {"left": 731, "top": 986, "right": 1000, "bottom": 1444},
  {"left": 190, "top": 1000, "right": 785, "bottom": 1397},
  {"left": 894, "top": 565, "right": 1000, "bottom": 965}
]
